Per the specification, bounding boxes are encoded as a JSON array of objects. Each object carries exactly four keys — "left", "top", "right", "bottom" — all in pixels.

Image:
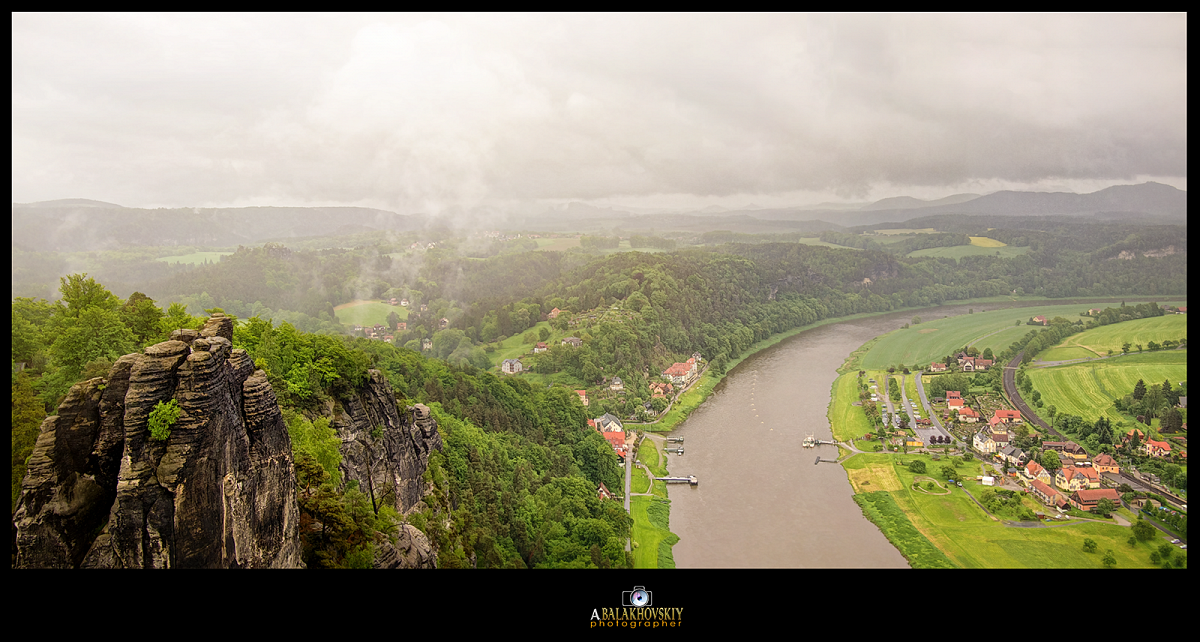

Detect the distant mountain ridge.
[{"left": 12, "top": 203, "right": 418, "bottom": 252}]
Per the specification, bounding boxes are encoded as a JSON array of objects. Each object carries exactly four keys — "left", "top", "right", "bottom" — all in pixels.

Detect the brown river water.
[{"left": 667, "top": 303, "right": 987, "bottom": 568}]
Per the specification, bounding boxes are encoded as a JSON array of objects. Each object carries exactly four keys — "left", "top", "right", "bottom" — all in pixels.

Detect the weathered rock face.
[
  {"left": 373, "top": 524, "right": 437, "bottom": 569},
  {"left": 329, "top": 371, "right": 444, "bottom": 516},
  {"left": 13, "top": 315, "right": 303, "bottom": 568}
]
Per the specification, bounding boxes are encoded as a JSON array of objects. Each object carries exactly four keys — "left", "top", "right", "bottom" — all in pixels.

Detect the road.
[{"left": 909, "top": 370, "right": 953, "bottom": 446}]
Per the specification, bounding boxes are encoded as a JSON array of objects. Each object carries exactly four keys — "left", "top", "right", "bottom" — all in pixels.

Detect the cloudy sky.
[{"left": 11, "top": 13, "right": 1188, "bottom": 214}]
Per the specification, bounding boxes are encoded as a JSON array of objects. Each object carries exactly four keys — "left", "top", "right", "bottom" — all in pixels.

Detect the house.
[
  {"left": 561, "top": 337, "right": 583, "bottom": 347},
  {"left": 501, "top": 359, "right": 523, "bottom": 374},
  {"left": 397, "top": 322, "right": 406, "bottom": 332},
  {"left": 1122, "top": 428, "right": 1146, "bottom": 447},
  {"left": 1088, "top": 308, "right": 1102, "bottom": 315},
  {"left": 947, "top": 398, "right": 965, "bottom": 410},
  {"left": 999, "top": 446, "right": 1026, "bottom": 466},
  {"left": 1030, "top": 479, "right": 1065, "bottom": 507},
  {"left": 993, "top": 409, "right": 1022, "bottom": 424},
  {"left": 929, "top": 362, "right": 947, "bottom": 372},
  {"left": 906, "top": 436, "right": 924, "bottom": 448},
  {"left": 389, "top": 298, "right": 399, "bottom": 305},
  {"left": 420, "top": 304, "right": 428, "bottom": 313},
  {"left": 594, "top": 413, "right": 623, "bottom": 433},
  {"left": 609, "top": 377, "right": 624, "bottom": 392},
  {"left": 1044, "top": 441, "right": 1087, "bottom": 459},
  {"left": 957, "top": 407, "right": 980, "bottom": 423},
  {"left": 575, "top": 390, "right": 589, "bottom": 407},
  {"left": 973, "top": 430, "right": 1009, "bottom": 454},
  {"left": 1055, "top": 466, "right": 1100, "bottom": 492},
  {"left": 1022, "top": 460, "right": 1051, "bottom": 486},
  {"left": 421, "top": 338, "right": 432, "bottom": 351},
  {"left": 400, "top": 298, "right": 409, "bottom": 307},
  {"left": 1143, "top": 439, "right": 1172, "bottom": 458},
  {"left": 598, "top": 483, "right": 614, "bottom": 501},
  {"left": 1033, "top": 315, "right": 1048, "bottom": 325},
  {"left": 1093, "top": 453, "right": 1119, "bottom": 474},
  {"left": 1069, "top": 488, "right": 1121, "bottom": 512},
  {"left": 439, "top": 317, "right": 450, "bottom": 330},
  {"left": 534, "top": 342, "right": 548, "bottom": 354},
  {"left": 662, "top": 358, "right": 698, "bottom": 385},
  {"left": 946, "top": 391, "right": 962, "bottom": 399},
  {"left": 548, "top": 307, "right": 562, "bottom": 319}
]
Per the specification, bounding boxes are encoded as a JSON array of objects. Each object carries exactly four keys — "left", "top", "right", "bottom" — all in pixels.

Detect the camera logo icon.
[{"left": 622, "top": 586, "right": 652, "bottom": 608}]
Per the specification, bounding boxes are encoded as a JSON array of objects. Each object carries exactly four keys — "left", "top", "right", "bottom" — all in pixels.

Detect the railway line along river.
[{"left": 666, "top": 303, "right": 988, "bottom": 568}]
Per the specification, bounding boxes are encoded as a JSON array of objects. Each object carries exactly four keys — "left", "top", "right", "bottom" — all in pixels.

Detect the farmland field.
[
  {"left": 968, "top": 236, "right": 1007, "bottom": 247},
  {"left": 846, "top": 453, "right": 1166, "bottom": 568},
  {"left": 535, "top": 237, "right": 581, "bottom": 251},
  {"left": 1026, "top": 350, "right": 1188, "bottom": 423},
  {"left": 1036, "top": 314, "right": 1188, "bottom": 361},
  {"left": 333, "top": 300, "right": 409, "bottom": 327},
  {"left": 157, "top": 251, "right": 233, "bottom": 265},
  {"left": 797, "top": 237, "right": 859, "bottom": 249},
  {"left": 908, "top": 244, "right": 1030, "bottom": 259},
  {"left": 858, "top": 301, "right": 1186, "bottom": 370}
]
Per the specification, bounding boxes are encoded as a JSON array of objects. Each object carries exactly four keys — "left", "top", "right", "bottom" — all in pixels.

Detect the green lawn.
[
  {"left": 1027, "top": 350, "right": 1188, "bottom": 423},
  {"left": 333, "top": 300, "right": 409, "bottom": 328},
  {"left": 157, "top": 251, "right": 234, "bottom": 265},
  {"left": 908, "top": 244, "right": 1029, "bottom": 259},
  {"left": 828, "top": 373, "right": 873, "bottom": 441},
  {"left": 858, "top": 301, "right": 1185, "bottom": 370},
  {"left": 850, "top": 453, "right": 1165, "bottom": 568},
  {"left": 487, "top": 320, "right": 554, "bottom": 368},
  {"left": 1036, "top": 314, "right": 1188, "bottom": 361}
]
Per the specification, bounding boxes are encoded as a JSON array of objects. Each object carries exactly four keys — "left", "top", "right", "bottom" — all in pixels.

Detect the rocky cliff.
[{"left": 13, "top": 315, "right": 303, "bottom": 568}]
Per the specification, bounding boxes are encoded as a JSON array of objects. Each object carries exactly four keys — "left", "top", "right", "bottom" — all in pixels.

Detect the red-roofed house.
[
  {"left": 929, "top": 362, "right": 947, "bottom": 372},
  {"left": 534, "top": 342, "right": 548, "bottom": 353},
  {"left": 662, "top": 358, "right": 698, "bottom": 384},
  {"left": 1093, "top": 453, "right": 1119, "bottom": 474},
  {"left": 1030, "top": 479, "right": 1065, "bottom": 507},
  {"left": 576, "top": 390, "right": 589, "bottom": 407},
  {"left": 947, "top": 398, "right": 965, "bottom": 410},
  {"left": 994, "top": 409, "right": 1022, "bottom": 423},
  {"left": 1022, "top": 460, "right": 1051, "bottom": 486},
  {"left": 957, "top": 407, "right": 980, "bottom": 423},
  {"left": 946, "top": 391, "right": 962, "bottom": 399},
  {"left": 598, "top": 482, "right": 614, "bottom": 501},
  {"left": 1033, "top": 316, "right": 1048, "bottom": 326},
  {"left": 1069, "top": 488, "right": 1121, "bottom": 512},
  {"left": 1143, "top": 440, "right": 1172, "bottom": 458},
  {"left": 548, "top": 307, "right": 562, "bottom": 319},
  {"left": 1056, "top": 466, "right": 1100, "bottom": 492}
]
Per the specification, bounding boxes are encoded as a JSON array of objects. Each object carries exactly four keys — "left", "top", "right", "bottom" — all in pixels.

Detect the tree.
[
  {"left": 1082, "top": 538, "right": 1098, "bottom": 553},
  {"left": 56, "top": 273, "right": 120, "bottom": 319},
  {"left": 940, "top": 464, "right": 957, "bottom": 480},
  {"left": 1040, "top": 449, "right": 1062, "bottom": 473},
  {"left": 1133, "top": 379, "right": 1146, "bottom": 401},
  {"left": 387, "top": 311, "right": 400, "bottom": 331},
  {"left": 1095, "top": 498, "right": 1115, "bottom": 517},
  {"left": 122, "top": 292, "right": 167, "bottom": 344},
  {"left": 148, "top": 399, "right": 182, "bottom": 441},
  {"left": 1131, "top": 517, "right": 1155, "bottom": 542},
  {"left": 1102, "top": 550, "right": 1116, "bottom": 568},
  {"left": 908, "top": 460, "right": 926, "bottom": 474}
]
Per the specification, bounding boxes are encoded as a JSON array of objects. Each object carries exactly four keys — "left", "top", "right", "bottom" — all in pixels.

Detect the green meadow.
[
  {"left": 858, "top": 301, "right": 1184, "bottom": 370},
  {"left": 333, "top": 300, "right": 409, "bottom": 328},
  {"left": 844, "top": 453, "right": 1166, "bottom": 568},
  {"left": 157, "top": 251, "right": 234, "bottom": 265},
  {"left": 1036, "top": 314, "right": 1188, "bottom": 361},
  {"left": 1027, "top": 350, "right": 1188, "bottom": 423},
  {"left": 908, "top": 244, "right": 1030, "bottom": 259}
]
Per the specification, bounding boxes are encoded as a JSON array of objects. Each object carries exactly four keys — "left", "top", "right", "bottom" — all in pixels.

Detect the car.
[
  {"left": 957, "top": 482, "right": 963, "bottom": 487},
  {"left": 1172, "top": 539, "right": 1181, "bottom": 544}
]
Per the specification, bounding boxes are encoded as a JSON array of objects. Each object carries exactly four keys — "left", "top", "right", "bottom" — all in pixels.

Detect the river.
[{"left": 667, "top": 304, "right": 988, "bottom": 568}]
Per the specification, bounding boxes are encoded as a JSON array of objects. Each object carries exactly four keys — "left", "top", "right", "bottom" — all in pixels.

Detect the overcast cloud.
[{"left": 11, "top": 13, "right": 1188, "bottom": 213}]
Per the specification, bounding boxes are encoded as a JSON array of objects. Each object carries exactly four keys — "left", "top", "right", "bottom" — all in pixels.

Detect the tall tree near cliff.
[
  {"left": 121, "top": 292, "right": 167, "bottom": 344},
  {"left": 11, "top": 372, "right": 46, "bottom": 511}
]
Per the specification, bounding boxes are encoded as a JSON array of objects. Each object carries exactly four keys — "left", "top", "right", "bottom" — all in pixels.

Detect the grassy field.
[
  {"left": 828, "top": 374, "right": 873, "bottom": 441},
  {"left": 486, "top": 320, "right": 555, "bottom": 369},
  {"left": 1036, "top": 314, "right": 1188, "bottom": 361},
  {"left": 858, "top": 301, "right": 1185, "bottom": 370},
  {"left": 157, "top": 251, "right": 233, "bottom": 265},
  {"left": 630, "top": 439, "right": 679, "bottom": 569},
  {"left": 1027, "top": 350, "right": 1188, "bottom": 423},
  {"left": 908, "top": 244, "right": 1030, "bottom": 259},
  {"left": 796, "top": 237, "right": 859, "bottom": 249},
  {"left": 844, "top": 453, "right": 1167, "bottom": 568},
  {"left": 535, "top": 237, "right": 581, "bottom": 251},
  {"left": 333, "top": 300, "right": 409, "bottom": 327},
  {"left": 968, "top": 236, "right": 1007, "bottom": 247}
]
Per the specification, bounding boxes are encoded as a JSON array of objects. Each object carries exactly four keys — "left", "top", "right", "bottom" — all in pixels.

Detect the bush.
[
  {"left": 148, "top": 399, "right": 181, "bottom": 441},
  {"left": 908, "top": 460, "right": 927, "bottom": 474},
  {"left": 1082, "top": 538, "right": 1098, "bottom": 553}
]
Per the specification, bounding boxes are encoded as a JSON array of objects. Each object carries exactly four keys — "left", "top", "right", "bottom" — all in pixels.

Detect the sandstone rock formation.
[
  {"left": 329, "top": 371, "right": 443, "bottom": 518},
  {"left": 13, "top": 315, "right": 304, "bottom": 568}
]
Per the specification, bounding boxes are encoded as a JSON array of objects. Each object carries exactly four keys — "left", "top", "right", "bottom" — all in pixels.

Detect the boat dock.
[
  {"left": 803, "top": 433, "right": 838, "bottom": 448},
  {"left": 655, "top": 475, "right": 699, "bottom": 486}
]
